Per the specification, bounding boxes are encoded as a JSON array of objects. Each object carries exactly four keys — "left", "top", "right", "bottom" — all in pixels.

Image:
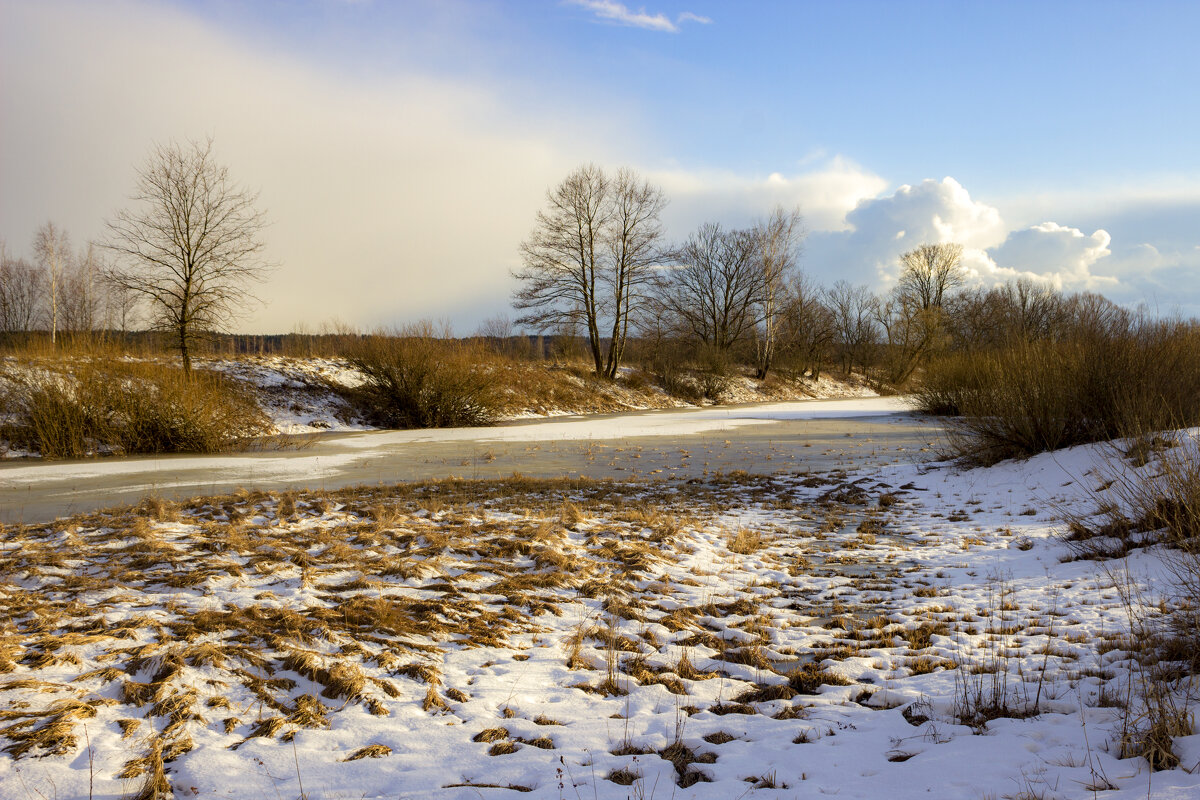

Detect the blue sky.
[
  {"left": 3, "top": 0, "right": 1199, "bottom": 330},
  {"left": 175, "top": 0, "right": 1200, "bottom": 189}
]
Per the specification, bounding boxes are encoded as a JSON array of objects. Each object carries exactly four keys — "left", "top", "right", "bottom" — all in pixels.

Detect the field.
[{"left": 2, "top": 436, "right": 1197, "bottom": 799}]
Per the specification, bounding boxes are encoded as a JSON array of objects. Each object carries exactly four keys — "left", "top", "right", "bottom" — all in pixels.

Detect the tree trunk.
[{"left": 179, "top": 326, "right": 191, "bottom": 374}]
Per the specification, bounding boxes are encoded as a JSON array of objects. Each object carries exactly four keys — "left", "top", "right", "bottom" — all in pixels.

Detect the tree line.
[
  {"left": 2, "top": 152, "right": 1146, "bottom": 391},
  {"left": 0, "top": 225, "right": 136, "bottom": 343}
]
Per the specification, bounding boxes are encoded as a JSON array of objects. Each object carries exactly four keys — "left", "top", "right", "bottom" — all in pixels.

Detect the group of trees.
[
  {"left": 513, "top": 164, "right": 981, "bottom": 386},
  {"left": 0, "top": 226, "right": 135, "bottom": 340},
  {"left": 1, "top": 138, "right": 269, "bottom": 373},
  {"left": 4, "top": 150, "right": 1145, "bottom": 392},
  {"left": 514, "top": 164, "right": 812, "bottom": 382},
  {"left": 512, "top": 164, "right": 1150, "bottom": 389}
]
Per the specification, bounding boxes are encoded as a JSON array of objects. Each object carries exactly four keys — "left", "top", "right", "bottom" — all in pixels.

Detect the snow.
[{"left": 1, "top": 423, "right": 1198, "bottom": 799}]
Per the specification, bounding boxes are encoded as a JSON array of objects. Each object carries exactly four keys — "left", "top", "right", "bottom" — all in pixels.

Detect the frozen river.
[{"left": 0, "top": 396, "right": 942, "bottom": 524}]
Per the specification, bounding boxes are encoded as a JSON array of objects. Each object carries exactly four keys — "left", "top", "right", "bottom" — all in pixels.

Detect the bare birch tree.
[
  {"left": 33, "top": 222, "right": 70, "bottom": 345},
  {"left": 751, "top": 206, "right": 804, "bottom": 378},
  {"left": 105, "top": 137, "right": 269, "bottom": 372},
  {"left": 513, "top": 164, "right": 665, "bottom": 378}
]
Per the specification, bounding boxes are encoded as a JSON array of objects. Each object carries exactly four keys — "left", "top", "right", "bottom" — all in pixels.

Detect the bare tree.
[
  {"left": 824, "top": 280, "right": 880, "bottom": 374},
  {"left": 751, "top": 206, "right": 804, "bottom": 378},
  {"left": 897, "top": 242, "right": 964, "bottom": 311},
  {"left": 0, "top": 245, "right": 43, "bottom": 336},
  {"left": 874, "top": 242, "right": 967, "bottom": 385},
  {"left": 513, "top": 164, "right": 665, "bottom": 379},
  {"left": 104, "top": 137, "right": 270, "bottom": 372},
  {"left": 58, "top": 242, "right": 106, "bottom": 336},
  {"left": 779, "top": 271, "right": 835, "bottom": 380},
  {"left": 946, "top": 278, "right": 1066, "bottom": 349},
  {"left": 604, "top": 168, "right": 666, "bottom": 377},
  {"left": 876, "top": 288, "right": 941, "bottom": 385},
  {"left": 33, "top": 222, "right": 71, "bottom": 345},
  {"left": 653, "top": 222, "right": 764, "bottom": 353}
]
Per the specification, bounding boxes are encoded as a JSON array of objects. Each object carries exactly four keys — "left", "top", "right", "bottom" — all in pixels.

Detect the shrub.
[
  {"left": 0, "top": 361, "right": 271, "bottom": 458},
  {"left": 914, "top": 318, "right": 1200, "bottom": 464},
  {"left": 337, "top": 324, "right": 500, "bottom": 429},
  {"left": 696, "top": 346, "right": 734, "bottom": 403}
]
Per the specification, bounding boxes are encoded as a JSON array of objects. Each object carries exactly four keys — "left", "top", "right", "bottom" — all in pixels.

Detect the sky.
[{"left": 2, "top": 0, "right": 1199, "bottom": 333}]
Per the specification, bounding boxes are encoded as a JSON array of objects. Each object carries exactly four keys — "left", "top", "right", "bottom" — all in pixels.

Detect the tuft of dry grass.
[
  {"left": 123, "top": 739, "right": 171, "bottom": 800},
  {"left": 787, "top": 663, "right": 852, "bottom": 694},
  {"left": 472, "top": 727, "right": 510, "bottom": 743},
  {"left": 343, "top": 743, "right": 392, "bottom": 761},
  {"left": 727, "top": 528, "right": 765, "bottom": 555}
]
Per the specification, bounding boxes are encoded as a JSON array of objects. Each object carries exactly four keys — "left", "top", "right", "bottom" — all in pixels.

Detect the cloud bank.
[{"left": 0, "top": 0, "right": 617, "bottom": 332}]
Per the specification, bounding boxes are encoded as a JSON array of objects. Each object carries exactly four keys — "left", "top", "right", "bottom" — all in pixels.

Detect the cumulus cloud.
[
  {"left": 987, "top": 222, "right": 1115, "bottom": 290},
  {"left": 567, "top": 1, "right": 711, "bottom": 33},
  {"left": 648, "top": 157, "right": 888, "bottom": 234},
  {"left": 803, "top": 178, "right": 1006, "bottom": 286},
  {"left": 799, "top": 178, "right": 1133, "bottom": 302}
]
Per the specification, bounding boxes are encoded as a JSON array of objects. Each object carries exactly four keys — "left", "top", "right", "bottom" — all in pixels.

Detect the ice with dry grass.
[{"left": 1, "top": 443, "right": 1199, "bottom": 799}]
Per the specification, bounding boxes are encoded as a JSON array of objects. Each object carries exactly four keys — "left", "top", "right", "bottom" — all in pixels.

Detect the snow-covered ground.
[
  {"left": 202, "top": 356, "right": 368, "bottom": 435},
  {"left": 1, "top": 433, "right": 1197, "bottom": 799}
]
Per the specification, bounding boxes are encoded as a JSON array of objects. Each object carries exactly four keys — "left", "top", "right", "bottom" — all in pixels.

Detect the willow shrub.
[
  {"left": 338, "top": 324, "right": 500, "bottom": 429},
  {"left": 914, "top": 319, "right": 1200, "bottom": 464}
]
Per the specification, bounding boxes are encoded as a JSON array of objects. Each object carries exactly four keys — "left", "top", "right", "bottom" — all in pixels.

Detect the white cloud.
[
  {"left": 567, "top": 1, "right": 711, "bottom": 33},
  {"left": 986, "top": 222, "right": 1115, "bottom": 290},
  {"left": 803, "top": 177, "right": 1006, "bottom": 286},
  {"left": 800, "top": 178, "right": 1131, "bottom": 300},
  {"left": 648, "top": 156, "right": 888, "bottom": 234}
]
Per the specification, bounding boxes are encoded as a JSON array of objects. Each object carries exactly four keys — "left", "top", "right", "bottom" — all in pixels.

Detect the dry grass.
[
  {"left": 0, "top": 469, "right": 1047, "bottom": 784},
  {"left": 333, "top": 323, "right": 502, "bottom": 428},
  {"left": 0, "top": 358, "right": 270, "bottom": 458},
  {"left": 916, "top": 317, "right": 1200, "bottom": 464},
  {"left": 727, "top": 528, "right": 765, "bottom": 555},
  {"left": 343, "top": 743, "right": 392, "bottom": 761},
  {"left": 1059, "top": 436, "right": 1200, "bottom": 769}
]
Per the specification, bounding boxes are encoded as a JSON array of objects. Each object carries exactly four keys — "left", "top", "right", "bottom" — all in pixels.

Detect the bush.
[
  {"left": 338, "top": 324, "right": 500, "bottom": 429},
  {"left": 914, "top": 318, "right": 1200, "bottom": 464},
  {"left": 696, "top": 345, "right": 734, "bottom": 403},
  {"left": 1, "top": 361, "right": 271, "bottom": 458}
]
